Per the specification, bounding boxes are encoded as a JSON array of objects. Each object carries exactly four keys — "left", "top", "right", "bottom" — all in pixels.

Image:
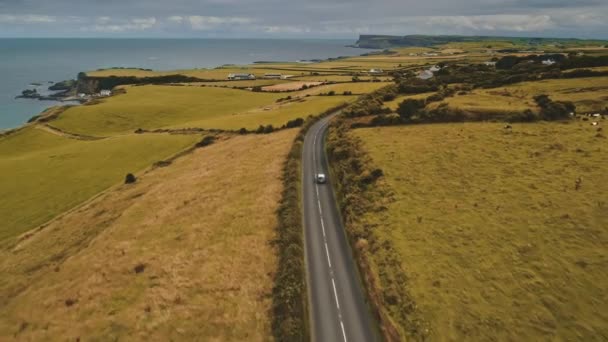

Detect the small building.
[
  {"left": 542, "top": 59, "right": 556, "bottom": 66},
  {"left": 483, "top": 61, "right": 497, "bottom": 66},
  {"left": 429, "top": 65, "right": 441, "bottom": 72},
  {"left": 100, "top": 90, "right": 112, "bottom": 97},
  {"left": 227, "top": 73, "right": 256, "bottom": 80},
  {"left": 78, "top": 93, "right": 86, "bottom": 98},
  {"left": 417, "top": 70, "right": 434, "bottom": 80},
  {"left": 281, "top": 75, "right": 294, "bottom": 80},
  {"left": 264, "top": 73, "right": 282, "bottom": 79},
  {"left": 369, "top": 68, "right": 384, "bottom": 75}
]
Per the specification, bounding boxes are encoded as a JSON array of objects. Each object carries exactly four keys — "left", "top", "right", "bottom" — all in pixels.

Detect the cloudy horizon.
[{"left": 1, "top": 0, "right": 607, "bottom": 39}]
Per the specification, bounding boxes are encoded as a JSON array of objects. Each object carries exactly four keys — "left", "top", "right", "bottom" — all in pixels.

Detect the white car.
[{"left": 316, "top": 173, "right": 327, "bottom": 184}]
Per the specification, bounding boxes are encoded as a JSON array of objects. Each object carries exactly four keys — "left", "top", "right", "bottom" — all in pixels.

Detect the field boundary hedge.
[{"left": 326, "top": 118, "right": 429, "bottom": 341}]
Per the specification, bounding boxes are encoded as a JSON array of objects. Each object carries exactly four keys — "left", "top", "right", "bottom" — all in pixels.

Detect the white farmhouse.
[
  {"left": 369, "top": 68, "right": 384, "bottom": 75},
  {"left": 417, "top": 70, "right": 434, "bottom": 80},
  {"left": 542, "top": 59, "right": 556, "bottom": 66},
  {"left": 227, "top": 73, "right": 256, "bottom": 80},
  {"left": 100, "top": 90, "right": 112, "bottom": 97},
  {"left": 264, "top": 73, "right": 282, "bottom": 79}
]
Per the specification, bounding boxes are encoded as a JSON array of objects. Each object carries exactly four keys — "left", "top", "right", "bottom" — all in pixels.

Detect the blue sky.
[{"left": 0, "top": 0, "right": 607, "bottom": 39}]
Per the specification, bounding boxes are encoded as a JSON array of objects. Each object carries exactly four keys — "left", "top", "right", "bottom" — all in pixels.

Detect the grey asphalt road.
[{"left": 302, "top": 114, "right": 379, "bottom": 342}]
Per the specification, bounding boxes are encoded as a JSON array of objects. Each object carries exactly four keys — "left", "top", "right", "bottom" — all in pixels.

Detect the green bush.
[{"left": 195, "top": 136, "right": 216, "bottom": 148}]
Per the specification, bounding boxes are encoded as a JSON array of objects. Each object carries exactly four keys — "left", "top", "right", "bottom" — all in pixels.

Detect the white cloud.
[
  {"left": 188, "top": 16, "right": 253, "bottom": 30},
  {"left": 424, "top": 14, "right": 555, "bottom": 32},
  {"left": 167, "top": 16, "right": 184, "bottom": 24},
  {"left": 0, "top": 14, "right": 57, "bottom": 23},
  {"left": 82, "top": 17, "right": 157, "bottom": 32},
  {"left": 96, "top": 16, "right": 111, "bottom": 24}
]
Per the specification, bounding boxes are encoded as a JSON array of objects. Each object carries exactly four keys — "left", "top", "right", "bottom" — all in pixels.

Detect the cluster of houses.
[
  {"left": 416, "top": 65, "right": 443, "bottom": 80},
  {"left": 77, "top": 89, "right": 112, "bottom": 99},
  {"left": 227, "top": 73, "right": 294, "bottom": 80}
]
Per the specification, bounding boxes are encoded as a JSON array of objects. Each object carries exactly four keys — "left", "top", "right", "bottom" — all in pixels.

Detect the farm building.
[
  {"left": 417, "top": 70, "right": 434, "bottom": 80},
  {"left": 369, "top": 68, "right": 384, "bottom": 75},
  {"left": 264, "top": 73, "right": 282, "bottom": 79},
  {"left": 100, "top": 90, "right": 112, "bottom": 97},
  {"left": 227, "top": 73, "right": 256, "bottom": 80}
]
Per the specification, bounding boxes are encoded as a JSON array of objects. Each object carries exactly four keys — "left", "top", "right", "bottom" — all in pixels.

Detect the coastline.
[{"left": 1, "top": 38, "right": 374, "bottom": 131}]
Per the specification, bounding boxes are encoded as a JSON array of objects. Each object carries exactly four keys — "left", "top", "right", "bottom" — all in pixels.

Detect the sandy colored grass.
[
  {"left": 194, "top": 79, "right": 289, "bottom": 88},
  {"left": 423, "top": 77, "right": 608, "bottom": 115},
  {"left": 384, "top": 92, "right": 437, "bottom": 111},
  {"left": 52, "top": 85, "right": 282, "bottom": 136},
  {"left": 354, "top": 122, "right": 608, "bottom": 340},
  {"left": 430, "top": 91, "right": 535, "bottom": 113},
  {"left": 0, "top": 129, "right": 297, "bottom": 341},
  {"left": 0, "top": 126, "right": 198, "bottom": 244},
  {"left": 300, "top": 82, "right": 392, "bottom": 96},
  {"left": 262, "top": 81, "right": 324, "bottom": 92},
  {"left": 293, "top": 75, "right": 392, "bottom": 82},
  {"left": 196, "top": 95, "right": 352, "bottom": 130},
  {"left": 87, "top": 67, "right": 342, "bottom": 79},
  {"left": 492, "top": 77, "right": 608, "bottom": 113}
]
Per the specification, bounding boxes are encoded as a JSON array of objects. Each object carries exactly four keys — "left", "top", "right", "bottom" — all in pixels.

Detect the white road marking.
[
  {"left": 340, "top": 322, "right": 348, "bottom": 342},
  {"left": 320, "top": 217, "right": 326, "bottom": 238},
  {"left": 331, "top": 278, "right": 341, "bottom": 310},
  {"left": 312, "top": 120, "right": 348, "bottom": 342},
  {"left": 324, "top": 242, "right": 332, "bottom": 268}
]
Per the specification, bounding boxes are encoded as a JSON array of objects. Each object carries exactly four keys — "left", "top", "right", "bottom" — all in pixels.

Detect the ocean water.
[{"left": 0, "top": 38, "right": 372, "bottom": 130}]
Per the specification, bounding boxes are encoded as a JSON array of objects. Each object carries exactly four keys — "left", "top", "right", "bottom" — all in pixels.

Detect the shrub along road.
[{"left": 302, "top": 114, "right": 378, "bottom": 342}]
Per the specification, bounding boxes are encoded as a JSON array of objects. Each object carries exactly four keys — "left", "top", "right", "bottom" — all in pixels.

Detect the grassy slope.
[
  {"left": 0, "top": 127, "right": 198, "bottom": 244},
  {"left": 0, "top": 129, "right": 296, "bottom": 341},
  {"left": 52, "top": 86, "right": 352, "bottom": 135},
  {"left": 52, "top": 86, "right": 282, "bottom": 136},
  {"left": 435, "top": 77, "right": 608, "bottom": 114},
  {"left": 195, "top": 95, "right": 351, "bottom": 130},
  {"left": 354, "top": 122, "right": 607, "bottom": 340}
]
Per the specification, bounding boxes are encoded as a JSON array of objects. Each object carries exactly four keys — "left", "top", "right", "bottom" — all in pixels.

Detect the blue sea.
[{"left": 0, "top": 38, "right": 372, "bottom": 130}]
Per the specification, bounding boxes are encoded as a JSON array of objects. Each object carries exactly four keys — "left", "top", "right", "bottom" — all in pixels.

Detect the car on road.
[{"left": 316, "top": 173, "right": 327, "bottom": 184}]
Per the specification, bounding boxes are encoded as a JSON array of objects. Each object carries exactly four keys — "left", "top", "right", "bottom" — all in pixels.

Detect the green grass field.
[
  {"left": 52, "top": 85, "right": 282, "bottom": 136},
  {"left": 354, "top": 122, "right": 608, "bottom": 340},
  {"left": 193, "top": 95, "right": 352, "bottom": 130},
  {"left": 52, "top": 85, "right": 353, "bottom": 135},
  {"left": 0, "top": 127, "right": 198, "bottom": 243}
]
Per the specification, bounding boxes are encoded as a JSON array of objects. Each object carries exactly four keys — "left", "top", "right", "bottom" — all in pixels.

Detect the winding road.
[{"left": 302, "top": 114, "right": 379, "bottom": 342}]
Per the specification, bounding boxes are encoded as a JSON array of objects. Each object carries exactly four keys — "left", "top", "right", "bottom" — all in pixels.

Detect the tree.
[
  {"left": 397, "top": 99, "right": 425, "bottom": 121},
  {"left": 125, "top": 173, "right": 137, "bottom": 184}
]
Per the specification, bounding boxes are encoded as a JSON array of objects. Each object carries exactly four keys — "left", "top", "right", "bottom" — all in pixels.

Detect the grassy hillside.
[
  {"left": 0, "top": 127, "right": 198, "bottom": 244},
  {"left": 52, "top": 85, "right": 352, "bottom": 135},
  {"left": 52, "top": 86, "right": 282, "bottom": 136},
  {"left": 0, "top": 129, "right": 296, "bottom": 341},
  {"left": 194, "top": 95, "right": 351, "bottom": 130},
  {"left": 353, "top": 122, "right": 607, "bottom": 340}
]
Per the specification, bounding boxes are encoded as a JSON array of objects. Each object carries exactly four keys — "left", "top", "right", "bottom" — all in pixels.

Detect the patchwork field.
[
  {"left": 0, "top": 129, "right": 296, "bottom": 341},
  {"left": 87, "top": 66, "right": 341, "bottom": 79},
  {"left": 196, "top": 95, "right": 351, "bottom": 130},
  {"left": 52, "top": 86, "right": 282, "bottom": 136},
  {"left": 0, "top": 126, "right": 198, "bottom": 244},
  {"left": 53, "top": 85, "right": 352, "bottom": 135},
  {"left": 353, "top": 122, "right": 607, "bottom": 340},
  {"left": 300, "top": 82, "right": 392, "bottom": 95}
]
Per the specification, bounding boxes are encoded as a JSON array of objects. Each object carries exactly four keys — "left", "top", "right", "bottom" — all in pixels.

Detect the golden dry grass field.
[
  {"left": 0, "top": 129, "right": 297, "bottom": 341},
  {"left": 353, "top": 122, "right": 608, "bottom": 340},
  {"left": 402, "top": 77, "right": 608, "bottom": 115},
  {"left": 0, "top": 126, "right": 198, "bottom": 244}
]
